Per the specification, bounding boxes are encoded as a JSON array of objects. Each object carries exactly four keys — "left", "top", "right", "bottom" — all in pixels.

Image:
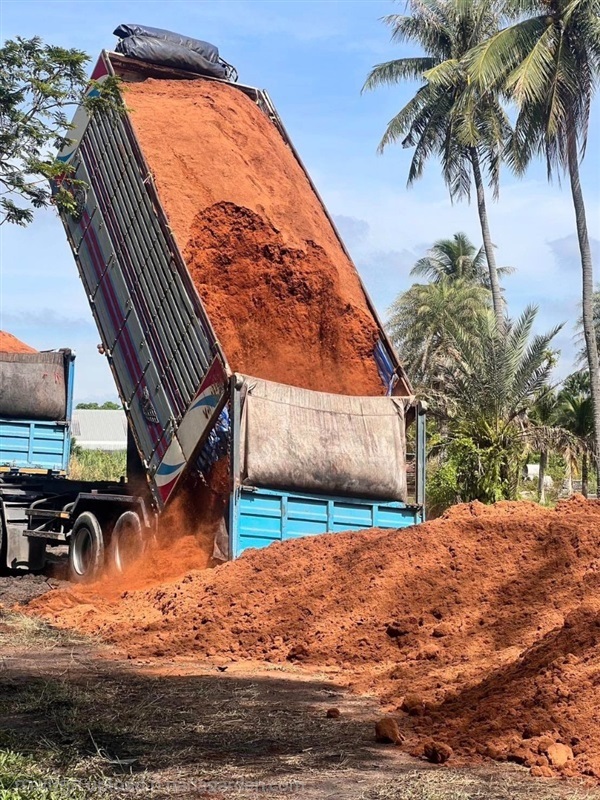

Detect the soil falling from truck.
[
  {"left": 124, "top": 79, "right": 386, "bottom": 396},
  {"left": 29, "top": 496, "right": 600, "bottom": 780}
]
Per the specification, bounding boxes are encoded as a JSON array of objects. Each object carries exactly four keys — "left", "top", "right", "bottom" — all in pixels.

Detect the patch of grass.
[
  {"left": 359, "top": 769, "right": 598, "bottom": 799},
  {"left": 69, "top": 450, "right": 125, "bottom": 482},
  {"left": 0, "top": 614, "right": 87, "bottom": 651},
  {"left": 0, "top": 749, "right": 89, "bottom": 799}
]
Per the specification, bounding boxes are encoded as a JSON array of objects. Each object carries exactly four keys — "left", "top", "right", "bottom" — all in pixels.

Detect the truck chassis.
[{"left": 0, "top": 471, "right": 153, "bottom": 580}]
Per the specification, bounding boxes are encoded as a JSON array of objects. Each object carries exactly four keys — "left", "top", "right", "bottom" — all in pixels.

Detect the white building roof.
[{"left": 72, "top": 409, "right": 127, "bottom": 451}]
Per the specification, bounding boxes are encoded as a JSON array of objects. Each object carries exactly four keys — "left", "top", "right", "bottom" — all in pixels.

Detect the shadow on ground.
[{"left": 0, "top": 614, "right": 598, "bottom": 800}]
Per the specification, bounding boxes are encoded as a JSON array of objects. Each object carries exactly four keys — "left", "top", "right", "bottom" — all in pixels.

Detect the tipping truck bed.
[
  {"left": 37, "top": 48, "right": 425, "bottom": 580},
  {"left": 55, "top": 51, "right": 414, "bottom": 509},
  {"left": 56, "top": 53, "right": 231, "bottom": 509}
]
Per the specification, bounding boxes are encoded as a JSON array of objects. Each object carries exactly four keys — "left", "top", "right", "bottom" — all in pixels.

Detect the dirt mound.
[
  {"left": 0, "top": 331, "right": 36, "bottom": 353},
  {"left": 183, "top": 202, "right": 380, "bottom": 393},
  {"left": 124, "top": 79, "right": 385, "bottom": 396},
  {"left": 28, "top": 497, "right": 600, "bottom": 780}
]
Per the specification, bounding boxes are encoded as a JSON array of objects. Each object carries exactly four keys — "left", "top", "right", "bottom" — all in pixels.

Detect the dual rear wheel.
[{"left": 68, "top": 509, "right": 144, "bottom": 583}]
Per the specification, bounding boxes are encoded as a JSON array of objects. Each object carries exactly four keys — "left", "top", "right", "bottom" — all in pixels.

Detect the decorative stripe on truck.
[{"left": 154, "top": 358, "right": 228, "bottom": 506}]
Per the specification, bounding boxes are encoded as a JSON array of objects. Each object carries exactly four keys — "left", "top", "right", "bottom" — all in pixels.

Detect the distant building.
[
  {"left": 522, "top": 463, "right": 553, "bottom": 488},
  {"left": 72, "top": 409, "right": 127, "bottom": 451}
]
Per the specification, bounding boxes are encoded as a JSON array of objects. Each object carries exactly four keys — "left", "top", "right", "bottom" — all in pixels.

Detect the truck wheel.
[
  {"left": 109, "top": 510, "right": 143, "bottom": 574},
  {"left": 68, "top": 512, "right": 104, "bottom": 583},
  {"left": 0, "top": 516, "right": 7, "bottom": 577}
]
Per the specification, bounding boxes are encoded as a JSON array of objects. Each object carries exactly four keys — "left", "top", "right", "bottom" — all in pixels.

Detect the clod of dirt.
[
  {"left": 423, "top": 741, "right": 453, "bottom": 764},
  {"left": 537, "top": 736, "right": 556, "bottom": 755},
  {"left": 432, "top": 622, "right": 454, "bottom": 638},
  {"left": 0, "top": 331, "right": 36, "bottom": 353},
  {"left": 375, "top": 717, "right": 404, "bottom": 745},
  {"left": 386, "top": 623, "right": 409, "bottom": 639},
  {"left": 124, "top": 79, "right": 386, "bottom": 396},
  {"left": 401, "top": 693, "right": 425, "bottom": 717},
  {"left": 326, "top": 708, "right": 341, "bottom": 719},
  {"left": 522, "top": 722, "right": 546, "bottom": 739},
  {"left": 286, "top": 644, "right": 309, "bottom": 662},
  {"left": 546, "top": 743, "right": 574, "bottom": 768},
  {"left": 530, "top": 765, "right": 554, "bottom": 778},
  {"left": 507, "top": 746, "right": 533, "bottom": 766}
]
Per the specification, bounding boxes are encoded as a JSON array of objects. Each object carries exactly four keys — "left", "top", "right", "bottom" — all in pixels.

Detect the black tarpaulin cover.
[{"left": 113, "top": 23, "right": 233, "bottom": 80}]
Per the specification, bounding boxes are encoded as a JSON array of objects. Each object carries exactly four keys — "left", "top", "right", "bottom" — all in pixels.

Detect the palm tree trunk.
[
  {"left": 582, "top": 451, "right": 589, "bottom": 498},
  {"left": 567, "top": 130, "right": 600, "bottom": 489},
  {"left": 566, "top": 457, "right": 573, "bottom": 496},
  {"left": 538, "top": 450, "right": 547, "bottom": 504},
  {"left": 470, "top": 148, "right": 503, "bottom": 324}
]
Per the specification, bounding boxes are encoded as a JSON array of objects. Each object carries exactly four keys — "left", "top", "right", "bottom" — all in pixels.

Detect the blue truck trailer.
[{"left": 0, "top": 46, "right": 425, "bottom": 581}]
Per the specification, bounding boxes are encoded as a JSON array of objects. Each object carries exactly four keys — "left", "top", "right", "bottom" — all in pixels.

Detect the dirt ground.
[
  {"left": 0, "top": 571, "right": 65, "bottom": 607},
  {"left": 1, "top": 612, "right": 598, "bottom": 800},
  {"left": 30, "top": 498, "right": 600, "bottom": 782}
]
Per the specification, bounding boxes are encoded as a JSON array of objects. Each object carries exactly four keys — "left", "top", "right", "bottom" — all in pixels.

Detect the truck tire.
[
  {"left": 0, "top": 514, "right": 7, "bottom": 576},
  {"left": 108, "top": 510, "right": 143, "bottom": 574},
  {"left": 68, "top": 512, "right": 104, "bottom": 583}
]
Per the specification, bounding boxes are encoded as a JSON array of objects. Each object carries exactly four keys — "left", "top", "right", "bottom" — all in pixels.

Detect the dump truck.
[{"left": 0, "top": 44, "right": 425, "bottom": 581}]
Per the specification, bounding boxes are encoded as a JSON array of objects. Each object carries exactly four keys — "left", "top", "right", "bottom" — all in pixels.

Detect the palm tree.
[
  {"left": 558, "top": 372, "right": 594, "bottom": 496},
  {"left": 530, "top": 389, "right": 558, "bottom": 502},
  {"left": 464, "top": 0, "right": 600, "bottom": 484},
  {"left": 363, "top": 0, "right": 511, "bottom": 321},
  {"left": 411, "top": 232, "right": 514, "bottom": 288},
  {"left": 387, "top": 278, "right": 490, "bottom": 386},
  {"left": 435, "top": 306, "right": 562, "bottom": 501},
  {"left": 575, "top": 288, "right": 600, "bottom": 366}
]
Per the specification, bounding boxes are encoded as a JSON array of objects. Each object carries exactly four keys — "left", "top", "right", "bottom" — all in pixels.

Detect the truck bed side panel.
[
  {"left": 57, "top": 60, "right": 227, "bottom": 499},
  {"left": 0, "top": 420, "right": 70, "bottom": 473},
  {"left": 232, "top": 487, "right": 423, "bottom": 557},
  {"left": 0, "top": 350, "right": 74, "bottom": 474}
]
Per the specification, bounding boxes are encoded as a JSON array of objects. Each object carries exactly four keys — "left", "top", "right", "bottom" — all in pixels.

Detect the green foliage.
[
  {"left": 363, "top": 0, "right": 510, "bottom": 202},
  {"left": 411, "top": 233, "right": 486, "bottom": 284},
  {"left": 0, "top": 36, "right": 121, "bottom": 226},
  {"left": 410, "top": 232, "right": 514, "bottom": 290},
  {"left": 388, "top": 277, "right": 490, "bottom": 386},
  {"left": 451, "top": 436, "right": 513, "bottom": 503},
  {"left": 0, "top": 749, "right": 86, "bottom": 799},
  {"left": 558, "top": 371, "right": 593, "bottom": 441},
  {"left": 426, "top": 457, "right": 459, "bottom": 518},
  {"left": 439, "top": 306, "right": 561, "bottom": 428},
  {"left": 75, "top": 401, "right": 121, "bottom": 410},
  {"left": 465, "top": 0, "right": 600, "bottom": 179},
  {"left": 463, "top": 0, "right": 600, "bottom": 475},
  {"left": 429, "top": 307, "right": 562, "bottom": 502},
  {"left": 69, "top": 449, "right": 126, "bottom": 482}
]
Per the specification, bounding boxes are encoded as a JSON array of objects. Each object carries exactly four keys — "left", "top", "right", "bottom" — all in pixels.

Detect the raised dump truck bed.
[
  {"left": 11, "top": 47, "right": 427, "bottom": 580},
  {"left": 56, "top": 51, "right": 415, "bottom": 506}
]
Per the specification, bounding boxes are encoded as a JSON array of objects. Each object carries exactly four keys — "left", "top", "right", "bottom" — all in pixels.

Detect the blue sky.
[{"left": 1, "top": 0, "right": 599, "bottom": 402}]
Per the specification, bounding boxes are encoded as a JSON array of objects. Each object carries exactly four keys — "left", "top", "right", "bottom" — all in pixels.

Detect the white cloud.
[{"left": 323, "top": 175, "right": 599, "bottom": 378}]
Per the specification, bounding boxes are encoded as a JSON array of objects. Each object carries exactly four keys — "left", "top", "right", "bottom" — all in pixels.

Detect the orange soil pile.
[
  {"left": 29, "top": 496, "right": 600, "bottom": 780},
  {"left": 124, "top": 79, "right": 384, "bottom": 395},
  {"left": 0, "top": 331, "right": 36, "bottom": 354}
]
